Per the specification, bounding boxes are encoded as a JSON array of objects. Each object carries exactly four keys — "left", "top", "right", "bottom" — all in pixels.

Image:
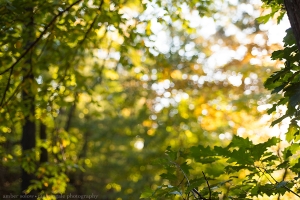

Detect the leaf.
[
  {"left": 276, "top": 11, "right": 285, "bottom": 24},
  {"left": 180, "top": 162, "right": 193, "bottom": 175},
  {"left": 227, "top": 149, "right": 253, "bottom": 165},
  {"left": 256, "top": 13, "right": 274, "bottom": 24},
  {"left": 214, "top": 146, "right": 231, "bottom": 157},
  {"left": 264, "top": 69, "right": 289, "bottom": 90},
  {"left": 160, "top": 173, "right": 177, "bottom": 181},
  {"left": 186, "top": 178, "right": 205, "bottom": 192},
  {"left": 261, "top": 155, "right": 278, "bottom": 163},
  {"left": 165, "top": 146, "right": 177, "bottom": 160},
  {"left": 271, "top": 50, "right": 285, "bottom": 60},
  {"left": 283, "top": 28, "right": 296, "bottom": 46},
  {"left": 140, "top": 188, "right": 153, "bottom": 198},
  {"left": 190, "top": 145, "right": 217, "bottom": 162},
  {"left": 228, "top": 135, "right": 253, "bottom": 149},
  {"left": 276, "top": 161, "right": 289, "bottom": 169},
  {"left": 252, "top": 137, "right": 279, "bottom": 160},
  {"left": 271, "top": 84, "right": 286, "bottom": 94},
  {"left": 196, "top": 157, "right": 219, "bottom": 164},
  {"left": 286, "top": 123, "right": 298, "bottom": 142}
]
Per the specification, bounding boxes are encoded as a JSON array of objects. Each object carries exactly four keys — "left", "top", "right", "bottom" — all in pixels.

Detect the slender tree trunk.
[
  {"left": 21, "top": 6, "right": 37, "bottom": 199},
  {"left": 40, "top": 123, "right": 48, "bottom": 163},
  {"left": 284, "top": 0, "right": 300, "bottom": 51},
  {"left": 21, "top": 73, "right": 36, "bottom": 198}
]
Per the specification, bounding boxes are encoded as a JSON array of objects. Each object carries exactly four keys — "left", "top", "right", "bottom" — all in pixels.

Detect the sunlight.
[{"left": 134, "top": 139, "right": 144, "bottom": 150}]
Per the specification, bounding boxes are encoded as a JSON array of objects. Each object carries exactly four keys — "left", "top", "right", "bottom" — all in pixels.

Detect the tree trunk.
[
  {"left": 40, "top": 123, "right": 48, "bottom": 163},
  {"left": 21, "top": 74, "right": 36, "bottom": 198},
  {"left": 284, "top": 0, "right": 300, "bottom": 52},
  {"left": 21, "top": 6, "right": 37, "bottom": 199}
]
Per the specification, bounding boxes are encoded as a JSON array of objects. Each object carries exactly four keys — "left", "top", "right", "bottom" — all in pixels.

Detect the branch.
[
  {"left": 0, "top": 0, "right": 83, "bottom": 107},
  {"left": 78, "top": 0, "right": 105, "bottom": 46},
  {"left": 0, "top": 67, "right": 14, "bottom": 107},
  {"left": 58, "top": 0, "right": 105, "bottom": 84},
  {"left": 167, "top": 159, "right": 207, "bottom": 200},
  {"left": 0, "top": 0, "right": 83, "bottom": 76},
  {"left": 0, "top": 81, "right": 23, "bottom": 109},
  {"left": 256, "top": 165, "right": 300, "bottom": 198},
  {"left": 202, "top": 171, "right": 211, "bottom": 200}
]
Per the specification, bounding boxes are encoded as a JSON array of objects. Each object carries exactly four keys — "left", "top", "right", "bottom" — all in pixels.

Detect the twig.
[
  {"left": 78, "top": 0, "right": 104, "bottom": 46},
  {"left": 168, "top": 159, "right": 209, "bottom": 200},
  {"left": 256, "top": 165, "right": 300, "bottom": 198},
  {"left": 168, "top": 160, "right": 198, "bottom": 199},
  {"left": 202, "top": 172, "right": 211, "bottom": 200},
  {"left": 59, "top": 0, "right": 105, "bottom": 84},
  {"left": 36, "top": 25, "right": 55, "bottom": 61},
  {"left": 0, "top": 67, "right": 14, "bottom": 107},
  {"left": 0, "top": 0, "right": 83, "bottom": 108}
]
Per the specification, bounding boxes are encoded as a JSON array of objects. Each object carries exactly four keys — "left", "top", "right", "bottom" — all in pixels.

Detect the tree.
[{"left": 284, "top": 0, "right": 300, "bottom": 51}]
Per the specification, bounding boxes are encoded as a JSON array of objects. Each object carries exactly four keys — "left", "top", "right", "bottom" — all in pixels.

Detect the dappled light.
[{"left": 1, "top": 0, "right": 300, "bottom": 199}]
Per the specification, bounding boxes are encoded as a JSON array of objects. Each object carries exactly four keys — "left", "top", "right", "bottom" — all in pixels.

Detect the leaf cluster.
[{"left": 141, "top": 136, "right": 300, "bottom": 199}]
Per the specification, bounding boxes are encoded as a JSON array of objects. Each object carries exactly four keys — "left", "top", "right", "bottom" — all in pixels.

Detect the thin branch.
[
  {"left": 0, "top": 48, "right": 34, "bottom": 108},
  {"left": 0, "top": 81, "right": 23, "bottom": 108},
  {"left": 178, "top": 176, "right": 185, "bottom": 187},
  {"left": 202, "top": 171, "right": 211, "bottom": 200},
  {"left": 192, "top": 188, "right": 206, "bottom": 200},
  {"left": 0, "top": 67, "right": 14, "bottom": 107},
  {"left": 267, "top": 171, "right": 300, "bottom": 198},
  {"left": 36, "top": 25, "right": 55, "bottom": 61},
  {"left": 0, "top": 0, "right": 83, "bottom": 76},
  {"left": 168, "top": 159, "right": 201, "bottom": 200},
  {"left": 78, "top": 0, "right": 104, "bottom": 46},
  {"left": 0, "top": 0, "right": 83, "bottom": 107},
  {"left": 58, "top": 0, "right": 105, "bottom": 84},
  {"left": 256, "top": 165, "right": 300, "bottom": 198}
]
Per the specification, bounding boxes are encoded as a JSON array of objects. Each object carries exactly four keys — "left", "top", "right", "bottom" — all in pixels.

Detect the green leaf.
[
  {"left": 271, "top": 50, "right": 285, "bottom": 60},
  {"left": 283, "top": 28, "right": 296, "bottom": 46},
  {"left": 160, "top": 173, "right": 177, "bottom": 181},
  {"left": 180, "top": 162, "right": 193, "bottom": 176},
  {"left": 252, "top": 137, "right": 279, "bottom": 160},
  {"left": 286, "top": 124, "right": 298, "bottom": 142},
  {"left": 228, "top": 135, "right": 253, "bottom": 149},
  {"left": 276, "top": 161, "right": 289, "bottom": 169},
  {"left": 256, "top": 13, "right": 274, "bottom": 24},
  {"left": 186, "top": 178, "right": 205, "bottom": 192},
  {"left": 140, "top": 188, "right": 153, "bottom": 198},
  {"left": 276, "top": 11, "right": 285, "bottom": 24},
  {"left": 165, "top": 146, "right": 177, "bottom": 160},
  {"left": 271, "top": 84, "right": 286, "bottom": 94}
]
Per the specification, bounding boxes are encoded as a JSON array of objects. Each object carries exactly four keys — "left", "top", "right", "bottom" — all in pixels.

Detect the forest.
[{"left": 0, "top": 0, "right": 300, "bottom": 199}]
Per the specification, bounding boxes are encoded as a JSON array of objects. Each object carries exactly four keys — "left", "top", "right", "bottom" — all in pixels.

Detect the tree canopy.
[{"left": 0, "top": 0, "right": 299, "bottom": 199}]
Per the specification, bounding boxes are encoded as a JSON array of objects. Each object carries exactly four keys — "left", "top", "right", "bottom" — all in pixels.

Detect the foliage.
[{"left": 0, "top": 0, "right": 298, "bottom": 200}]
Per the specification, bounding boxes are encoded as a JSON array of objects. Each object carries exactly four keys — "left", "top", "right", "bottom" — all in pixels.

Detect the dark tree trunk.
[
  {"left": 284, "top": 0, "right": 300, "bottom": 51},
  {"left": 21, "top": 74, "right": 36, "bottom": 198},
  {"left": 21, "top": 6, "right": 37, "bottom": 200},
  {"left": 40, "top": 123, "right": 48, "bottom": 163}
]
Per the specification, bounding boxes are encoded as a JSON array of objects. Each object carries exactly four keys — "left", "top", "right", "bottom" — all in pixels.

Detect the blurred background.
[{"left": 0, "top": 0, "right": 290, "bottom": 199}]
